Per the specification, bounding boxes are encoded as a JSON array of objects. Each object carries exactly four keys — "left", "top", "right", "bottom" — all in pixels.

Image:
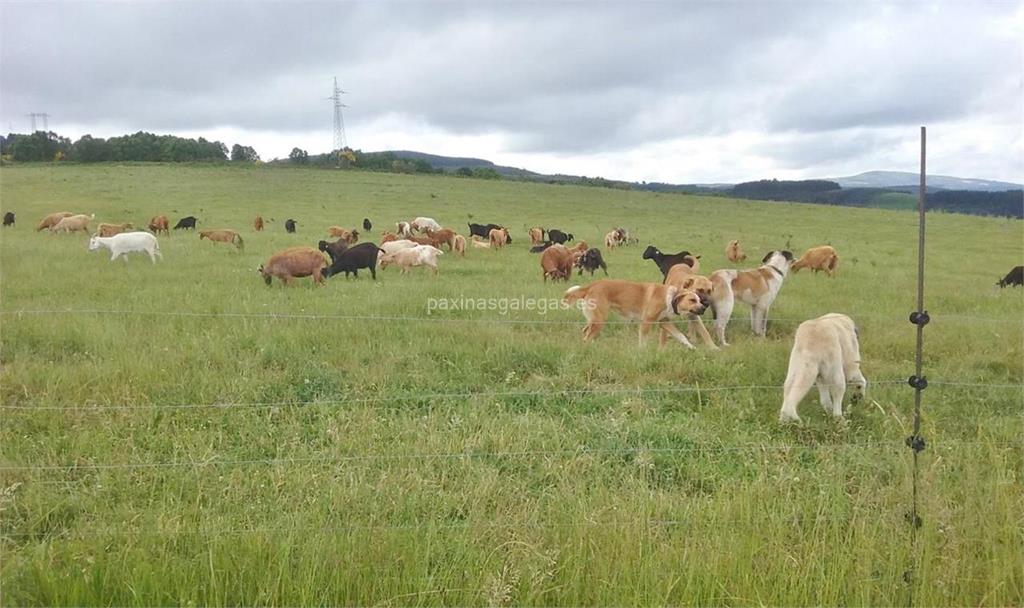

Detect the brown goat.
[
  {"left": 254, "top": 215, "right": 264, "bottom": 231},
  {"left": 453, "top": 234, "right": 466, "bottom": 257},
  {"left": 36, "top": 212, "right": 73, "bottom": 231},
  {"left": 405, "top": 234, "right": 433, "bottom": 246},
  {"left": 528, "top": 227, "right": 545, "bottom": 245},
  {"left": 96, "top": 222, "right": 134, "bottom": 237},
  {"left": 541, "top": 244, "right": 574, "bottom": 282},
  {"left": 726, "top": 240, "right": 747, "bottom": 263},
  {"left": 327, "top": 226, "right": 360, "bottom": 244},
  {"left": 489, "top": 228, "right": 509, "bottom": 249},
  {"left": 51, "top": 214, "right": 94, "bottom": 234},
  {"left": 791, "top": 245, "right": 839, "bottom": 277},
  {"left": 258, "top": 247, "right": 327, "bottom": 286},
  {"left": 426, "top": 228, "right": 458, "bottom": 250},
  {"left": 200, "top": 229, "right": 244, "bottom": 250},
  {"left": 380, "top": 231, "right": 400, "bottom": 243},
  {"left": 148, "top": 215, "right": 170, "bottom": 235}
]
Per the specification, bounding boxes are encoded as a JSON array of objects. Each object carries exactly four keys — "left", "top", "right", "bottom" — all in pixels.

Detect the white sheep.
[{"left": 88, "top": 231, "right": 163, "bottom": 263}]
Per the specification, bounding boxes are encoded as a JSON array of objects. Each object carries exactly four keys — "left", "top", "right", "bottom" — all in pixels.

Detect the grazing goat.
[
  {"left": 411, "top": 217, "right": 441, "bottom": 233},
  {"left": 284, "top": 219, "right": 297, "bottom": 233},
  {"left": 148, "top": 215, "right": 170, "bottom": 235},
  {"left": 173, "top": 216, "right": 197, "bottom": 230},
  {"left": 52, "top": 214, "right": 95, "bottom": 234},
  {"left": 328, "top": 226, "right": 359, "bottom": 243},
  {"left": 528, "top": 227, "right": 545, "bottom": 245},
  {"left": 380, "top": 244, "right": 444, "bottom": 275},
  {"left": 604, "top": 229, "right": 625, "bottom": 249},
  {"left": 468, "top": 223, "right": 510, "bottom": 242},
  {"left": 642, "top": 245, "right": 698, "bottom": 278},
  {"left": 547, "top": 229, "right": 573, "bottom": 244},
  {"left": 323, "top": 242, "right": 382, "bottom": 280},
  {"left": 541, "top": 244, "right": 574, "bottom": 282},
  {"left": 259, "top": 247, "right": 327, "bottom": 286},
  {"left": 396, "top": 221, "right": 412, "bottom": 237},
  {"left": 453, "top": 234, "right": 466, "bottom": 257},
  {"left": 318, "top": 239, "right": 349, "bottom": 263},
  {"left": 253, "top": 215, "right": 264, "bottom": 231},
  {"left": 726, "top": 240, "right": 747, "bottom": 263},
  {"left": 37, "top": 212, "right": 73, "bottom": 231},
  {"left": 96, "top": 222, "right": 134, "bottom": 237},
  {"left": 378, "top": 239, "right": 419, "bottom": 257},
  {"left": 199, "top": 229, "right": 244, "bottom": 250},
  {"left": 425, "top": 228, "right": 458, "bottom": 250},
  {"left": 363, "top": 218, "right": 372, "bottom": 231},
  {"left": 998, "top": 265, "right": 1023, "bottom": 288},
  {"left": 89, "top": 232, "right": 162, "bottom": 263},
  {"left": 489, "top": 228, "right": 509, "bottom": 249},
  {"left": 791, "top": 245, "right": 839, "bottom": 277},
  {"left": 575, "top": 248, "right": 608, "bottom": 276},
  {"left": 3, "top": 212, "right": 14, "bottom": 227}
]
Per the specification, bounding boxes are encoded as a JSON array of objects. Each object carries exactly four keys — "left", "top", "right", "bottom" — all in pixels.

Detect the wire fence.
[{"left": 0, "top": 307, "right": 1020, "bottom": 326}]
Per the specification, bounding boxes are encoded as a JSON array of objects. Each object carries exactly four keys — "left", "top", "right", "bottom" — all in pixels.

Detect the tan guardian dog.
[
  {"left": 780, "top": 313, "right": 867, "bottom": 423},
  {"left": 709, "top": 250, "right": 793, "bottom": 345},
  {"left": 664, "top": 264, "right": 717, "bottom": 349},
  {"left": 563, "top": 280, "right": 707, "bottom": 347}
]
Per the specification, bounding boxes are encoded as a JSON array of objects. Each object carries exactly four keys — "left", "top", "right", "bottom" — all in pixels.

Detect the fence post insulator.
[
  {"left": 908, "top": 375, "right": 928, "bottom": 390},
  {"left": 905, "top": 435, "right": 926, "bottom": 453},
  {"left": 909, "top": 311, "right": 930, "bottom": 326}
]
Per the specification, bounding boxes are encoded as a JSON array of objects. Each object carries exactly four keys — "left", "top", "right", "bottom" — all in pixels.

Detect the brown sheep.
[
  {"left": 528, "top": 227, "right": 545, "bottom": 245},
  {"left": 254, "top": 215, "right": 264, "bottom": 231},
  {"left": 425, "top": 228, "right": 457, "bottom": 250},
  {"left": 489, "top": 228, "right": 509, "bottom": 249},
  {"left": 148, "top": 215, "right": 170, "bottom": 235},
  {"left": 258, "top": 247, "right": 327, "bottom": 286},
  {"left": 36, "top": 212, "right": 73, "bottom": 231},
  {"left": 96, "top": 222, "right": 134, "bottom": 237},
  {"left": 726, "top": 240, "right": 747, "bottom": 263},
  {"left": 51, "top": 214, "right": 94, "bottom": 234},
  {"left": 453, "top": 234, "right": 466, "bottom": 257},
  {"left": 791, "top": 245, "right": 839, "bottom": 277},
  {"left": 541, "top": 244, "right": 574, "bottom": 282},
  {"left": 199, "top": 229, "right": 244, "bottom": 250}
]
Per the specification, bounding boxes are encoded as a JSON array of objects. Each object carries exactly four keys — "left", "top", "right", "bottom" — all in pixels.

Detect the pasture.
[{"left": 0, "top": 163, "right": 1021, "bottom": 606}]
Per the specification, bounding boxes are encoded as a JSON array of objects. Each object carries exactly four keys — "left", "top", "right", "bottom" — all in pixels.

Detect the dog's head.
[
  {"left": 674, "top": 275, "right": 714, "bottom": 306},
  {"left": 761, "top": 250, "right": 794, "bottom": 271},
  {"left": 671, "top": 289, "right": 707, "bottom": 316}
]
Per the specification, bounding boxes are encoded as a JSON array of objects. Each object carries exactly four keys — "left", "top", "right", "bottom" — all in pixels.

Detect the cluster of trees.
[
  {"left": 730, "top": 179, "right": 842, "bottom": 201},
  {"left": 927, "top": 189, "right": 1023, "bottom": 218},
  {"left": 0, "top": 131, "right": 264, "bottom": 164}
]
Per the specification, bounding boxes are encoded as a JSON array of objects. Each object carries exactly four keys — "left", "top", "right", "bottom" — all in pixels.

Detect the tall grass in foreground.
[{"left": 0, "top": 164, "right": 1021, "bottom": 605}]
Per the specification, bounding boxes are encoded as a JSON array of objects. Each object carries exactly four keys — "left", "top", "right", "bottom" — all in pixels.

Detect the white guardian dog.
[{"left": 780, "top": 313, "right": 867, "bottom": 423}]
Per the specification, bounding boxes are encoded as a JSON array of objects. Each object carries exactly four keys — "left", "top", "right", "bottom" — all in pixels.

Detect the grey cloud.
[{"left": 1, "top": 0, "right": 1020, "bottom": 172}]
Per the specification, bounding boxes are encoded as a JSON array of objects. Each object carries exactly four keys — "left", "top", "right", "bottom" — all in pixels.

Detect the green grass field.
[{"left": 1, "top": 163, "right": 1021, "bottom": 606}]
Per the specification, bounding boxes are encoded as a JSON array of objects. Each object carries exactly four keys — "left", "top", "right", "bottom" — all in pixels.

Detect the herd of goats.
[{"left": 7, "top": 207, "right": 1021, "bottom": 422}]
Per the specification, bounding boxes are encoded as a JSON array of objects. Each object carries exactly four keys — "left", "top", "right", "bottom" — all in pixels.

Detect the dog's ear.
[
  {"left": 761, "top": 251, "right": 774, "bottom": 264},
  {"left": 682, "top": 277, "right": 695, "bottom": 289},
  {"left": 781, "top": 250, "right": 794, "bottom": 261}
]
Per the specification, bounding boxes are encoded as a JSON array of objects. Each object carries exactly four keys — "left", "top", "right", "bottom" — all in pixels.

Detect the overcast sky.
[{"left": 2, "top": 1, "right": 1021, "bottom": 183}]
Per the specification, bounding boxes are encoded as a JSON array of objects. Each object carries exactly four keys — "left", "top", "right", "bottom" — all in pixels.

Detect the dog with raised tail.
[
  {"left": 780, "top": 313, "right": 867, "bottom": 423},
  {"left": 563, "top": 280, "right": 707, "bottom": 348},
  {"left": 709, "top": 250, "right": 793, "bottom": 346}
]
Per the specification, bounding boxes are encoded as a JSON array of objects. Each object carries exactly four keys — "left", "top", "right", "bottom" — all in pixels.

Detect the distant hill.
[{"left": 830, "top": 171, "right": 1021, "bottom": 192}]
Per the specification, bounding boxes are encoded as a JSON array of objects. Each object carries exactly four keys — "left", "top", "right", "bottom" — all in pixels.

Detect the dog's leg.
[
  {"left": 659, "top": 321, "right": 695, "bottom": 349},
  {"left": 780, "top": 360, "right": 815, "bottom": 423},
  {"left": 688, "top": 316, "right": 719, "bottom": 350},
  {"left": 825, "top": 366, "right": 847, "bottom": 418},
  {"left": 712, "top": 298, "right": 733, "bottom": 346}
]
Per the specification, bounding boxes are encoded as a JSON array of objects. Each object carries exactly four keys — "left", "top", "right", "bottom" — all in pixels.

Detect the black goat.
[
  {"left": 642, "top": 245, "right": 697, "bottom": 277},
  {"left": 998, "top": 265, "right": 1023, "bottom": 287},
  {"left": 285, "top": 219, "right": 297, "bottom": 233},
  {"left": 468, "top": 223, "right": 511, "bottom": 243},
  {"left": 173, "top": 216, "right": 197, "bottom": 230},
  {"left": 323, "top": 242, "right": 381, "bottom": 280},
  {"left": 318, "top": 239, "right": 350, "bottom": 263},
  {"left": 575, "top": 248, "right": 608, "bottom": 276},
  {"left": 547, "top": 229, "right": 573, "bottom": 244},
  {"left": 2, "top": 212, "right": 14, "bottom": 227}
]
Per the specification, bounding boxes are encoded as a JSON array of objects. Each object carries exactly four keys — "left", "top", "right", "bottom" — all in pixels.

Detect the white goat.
[
  {"left": 410, "top": 217, "right": 441, "bottom": 233},
  {"left": 89, "top": 231, "right": 163, "bottom": 263}
]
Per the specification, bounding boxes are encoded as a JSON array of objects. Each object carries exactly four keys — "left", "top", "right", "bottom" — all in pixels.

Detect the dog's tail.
[{"left": 562, "top": 284, "right": 590, "bottom": 305}]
